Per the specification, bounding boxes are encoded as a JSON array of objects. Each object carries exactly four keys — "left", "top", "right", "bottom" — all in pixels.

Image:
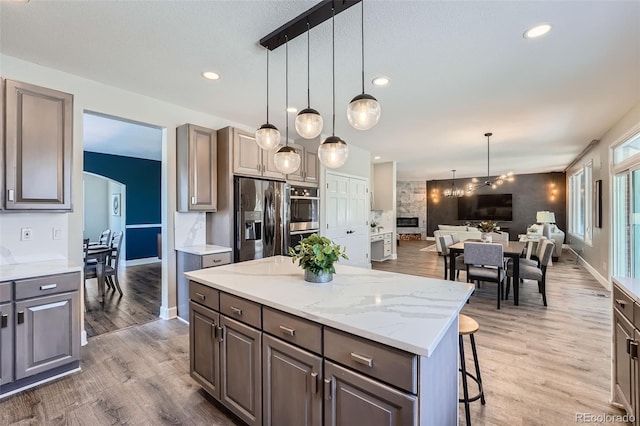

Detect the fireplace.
[{"left": 397, "top": 217, "right": 419, "bottom": 227}]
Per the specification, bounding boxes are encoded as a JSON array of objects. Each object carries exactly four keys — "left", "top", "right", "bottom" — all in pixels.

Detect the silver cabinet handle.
[
  {"left": 324, "top": 378, "right": 332, "bottom": 400},
  {"left": 8, "top": 189, "right": 14, "bottom": 201},
  {"left": 230, "top": 306, "right": 243, "bottom": 316},
  {"left": 195, "top": 292, "right": 206, "bottom": 301},
  {"left": 279, "top": 325, "right": 295, "bottom": 336},
  {"left": 218, "top": 325, "right": 224, "bottom": 342},
  {"left": 257, "top": 164, "right": 261, "bottom": 172},
  {"left": 310, "top": 372, "right": 318, "bottom": 394},
  {"left": 191, "top": 196, "right": 196, "bottom": 204},
  {"left": 350, "top": 352, "right": 374, "bottom": 367},
  {"left": 213, "top": 259, "right": 222, "bottom": 263},
  {"left": 40, "top": 284, "right": 57, "bottom": 290},
  {"left": 1, "top": 314, "right": 7, "bottom": 328},
  {"left": 211, "top": 322, "right": 217, "bottom": 339},
  {"left": 615, "top": 299, "right": 627, "bottom": 308},
  {"left": 17, "top": 311, "right": 24, "bottom": 325}
]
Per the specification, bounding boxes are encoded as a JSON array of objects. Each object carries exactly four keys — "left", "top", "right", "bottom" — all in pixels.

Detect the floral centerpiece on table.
[
  {"left": 288, "top": 234, "right": 348, "bottom": 283},
  {"left": 477, "top": 221, "right": 500, "bottom": 233}
]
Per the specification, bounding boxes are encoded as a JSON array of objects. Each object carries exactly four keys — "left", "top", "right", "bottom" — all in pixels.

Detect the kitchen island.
[{"left": 185, "top": 256, "right": 473, "bottom": 426}]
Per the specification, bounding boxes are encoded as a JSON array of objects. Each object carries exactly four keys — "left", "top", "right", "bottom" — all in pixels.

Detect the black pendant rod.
[
  {"left": 260, "top": 0, "right": 361, "bottom": 51},
  {"left": 485, "top": 132, "right": 493, "bottom": 183},
  {"left": 360, "top": 0, "right": 365, "bottom": 94},
  {"left": 306, "top": 22, "right": 311, "bottom": 108},
  {"left": 332, "top": 7, "right": 336, "bottom": 136},
  {"left": 285, "top": 35, "right": 289, "bottom": 146},
  {"left": 266, "top": 49, "right": 270, "bottom": 123}
]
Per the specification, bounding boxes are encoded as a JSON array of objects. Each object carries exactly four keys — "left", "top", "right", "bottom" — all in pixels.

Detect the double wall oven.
[{"left": 286, "top": 185, "right": 320, "bottom": 249}]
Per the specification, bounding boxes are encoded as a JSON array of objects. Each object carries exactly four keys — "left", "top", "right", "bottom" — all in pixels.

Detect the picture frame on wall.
[
  {"left": 112, "top": 193, "right": 121, "bottom": 216},
  {"left": 594, "top": 179, "right": 602, "bottom": 228}
]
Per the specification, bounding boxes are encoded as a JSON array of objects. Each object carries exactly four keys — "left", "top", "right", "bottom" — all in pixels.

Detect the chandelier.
[
  {"left": 467, "top": 132, "right": 515, "bottom": 193},
  {"left": 443, "top": 169, "right": 465, "bottom": 198}
]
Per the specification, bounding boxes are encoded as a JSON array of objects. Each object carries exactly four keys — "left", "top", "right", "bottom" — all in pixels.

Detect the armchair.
[{"left": 526, "top": 223, "right": 564, "bottom": 260}]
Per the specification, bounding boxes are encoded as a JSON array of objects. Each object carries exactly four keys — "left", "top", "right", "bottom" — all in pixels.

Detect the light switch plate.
[
  {"left": 21, "top": 228, "right": 33, "bottom": 241},
  {"left": 53, "top": 227, "right": 62, "bottom": 240}
]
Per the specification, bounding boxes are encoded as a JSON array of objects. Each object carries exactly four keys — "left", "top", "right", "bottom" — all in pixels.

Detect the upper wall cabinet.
[
  {"left": 233, "top": 129, "right": 284, "bottom": 180},
  {"left": 4, "top": 79, "right": 73, "bottom": 211},
  {"left": 286, "top": 144, "right": 319, "bottom": 186},
  {"left": 177, "top": 124, "right": 217, "bottom": 212}
]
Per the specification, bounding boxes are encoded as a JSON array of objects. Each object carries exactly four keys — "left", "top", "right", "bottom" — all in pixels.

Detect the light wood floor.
[
  {"left": 1, "top": 243, "right": 629, "bottom": 425},
  {"left": 84, "top": 262, "right": 162, "bottom": 338}
]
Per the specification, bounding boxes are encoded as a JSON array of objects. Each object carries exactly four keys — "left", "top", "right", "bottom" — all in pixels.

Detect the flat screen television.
[{"left": 457, "top": 194, "right": 513, "bottom": 221}]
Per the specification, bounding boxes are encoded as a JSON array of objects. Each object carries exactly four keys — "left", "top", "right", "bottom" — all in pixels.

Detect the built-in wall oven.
[{"left": 286, "top": 185, "right": 320, "bottom": 250}]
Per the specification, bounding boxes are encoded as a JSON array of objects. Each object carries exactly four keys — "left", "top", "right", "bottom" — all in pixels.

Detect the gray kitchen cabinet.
[
  {"left": 0, "top": 79, "right": 4, "bottom": 211},
  {"left": 231, "top": 127, "right": 283, "bottom": 180},
  {"left": 263, "top": 333, "right": 322, "bottom": 426},
  {"left": 177, "top": 123, "right": 218, "bottom": 212},
  {"left": 15, "top": 290, "right": 80, "bottom": 380},
  {"left": 324, "top": 360, "right": 417, "bottom": 426},
  {"left": 220, "top": 315, "right": 262, "bottom": 426},
  {"left": 4, "top": 79, "right": 73, "bottom": 210},
  {"left": 1, "top": 280, "right": 13, "bottom": 386},
  {"left": 189, "top": 301, "right": 221, "bottom": 399},
  {"left": 286, "top": 143, "right": 319, "bottom": 186},
  {"left": 177, "top": 250, "right": 230, "bottom": 321}
]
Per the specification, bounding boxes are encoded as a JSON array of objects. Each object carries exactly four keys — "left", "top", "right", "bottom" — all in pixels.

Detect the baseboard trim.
[
  {"left": 123, "top": 257, "right": 161, "bottom": 267},
  {"left": 81, "top": 329, "right": 88, "bottom": 346},
  {"left": 568, "top": 247, "right": 610, "bottom": 290},
  {"left": 176, "top": 316, "right": 189, "bottom": 325},
  {"left": 160, "top": 305, "right": 177, "bottom": 320}
]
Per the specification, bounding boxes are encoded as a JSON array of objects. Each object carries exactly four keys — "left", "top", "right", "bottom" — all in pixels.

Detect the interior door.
[
  {"left": 348, "top": 177, "right": 370, "bottom": 268},
  {"left": 325, "top": 173, "right": 350, "bottom": 256}
]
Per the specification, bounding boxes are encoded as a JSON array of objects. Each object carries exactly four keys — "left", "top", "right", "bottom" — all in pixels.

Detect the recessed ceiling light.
[
  {"left": 372, "top": 77, "right": 389, "bottom": 87},
  {"left": 524, "top": 24, "right": 552, "bottom": 39},
  {"left": 201, "top": 71, "right": 220, "bottom": 80},
  {"left": 374, "top": 156, "right": 381, "bottom": 160},
  {"left": 286, "top": 107, "right": 298, "bottom": 113}
]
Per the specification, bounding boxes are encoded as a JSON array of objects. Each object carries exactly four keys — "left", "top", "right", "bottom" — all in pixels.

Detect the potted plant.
[
  {"left": 288, "top": 234, "right": 348, "bottom": 283},
  {"left": 477, "top": 221, "right": 500, "bottom": 243}
]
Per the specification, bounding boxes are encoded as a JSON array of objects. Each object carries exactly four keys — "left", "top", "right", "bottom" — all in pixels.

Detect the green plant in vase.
[
  {"left": 477, "top": 221, "right": 500, "bottom": 242},
  {"left": 288, "top": 234, "right": 348, "bottom": 283}
]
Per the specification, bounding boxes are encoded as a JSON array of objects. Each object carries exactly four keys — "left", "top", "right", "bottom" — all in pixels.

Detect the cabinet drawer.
[
  {"left": 383, "top": 233, "right": 392, "bottom": 242},
  {"left": 202, "top": 252, "right": 231, "bottom": 268},
  {"left": 383, "top": 246, "right": 392, "bottom": 256},
  {"left": 263, "top": 307, "right": 322, "bottom": 354},
  {"left": 324, "top": 328, "right": 418, "bottom": 394},
  {"left": 15, "top": 272, "right": 79, "bottom": 300},
  {"left": 0, "top": 282, "right": 10, "bottom": 303},
  {"left": 220, "top": 292, "right": 261, "bottom": 329},
  {"left": 613, "top": 285, "right": 634, "bottom": 323},
  {"left": 371, "top": 234, "right": 383, "bottom": 242},
  {"left": 189, "top": 281, "right": 220, "bottom": 311}
]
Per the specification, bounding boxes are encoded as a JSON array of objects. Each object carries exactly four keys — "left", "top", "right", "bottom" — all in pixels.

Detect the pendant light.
[
  {"left": 255, "top": 48, "right": 281, "bottom": 150},
  {"left": 274, "top": 35, "right": 302, "bottom": 175},
  {"left": 295, "top": 22, "right": 323, "bottom": 139},
  {"left": 347, "top": 0, "right": 381, "bottom": 131},
  {"left": 318, "top": 8, "right": 349, "bottom": 169}
]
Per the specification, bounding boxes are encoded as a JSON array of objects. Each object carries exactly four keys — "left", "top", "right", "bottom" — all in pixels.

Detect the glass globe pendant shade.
[
  {"left": 255, "top": 123, "right": 281, "bottom": 151},
  {"left": 318, "top": 136, "right": 349, "bottom": 169},
  {"left": 295, "top": 108, "right": 323, "bottom": 139},
  {"left": 273, "top": 146, "right": 301, "bottom": 174},
  {"left": 347, "top": 93, "right": 381, "bottom": 130}
]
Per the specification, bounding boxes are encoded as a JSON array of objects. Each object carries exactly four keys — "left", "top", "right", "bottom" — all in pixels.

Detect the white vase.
[{"left": 481, "top": 233, "right": 492, "bottom": 243}]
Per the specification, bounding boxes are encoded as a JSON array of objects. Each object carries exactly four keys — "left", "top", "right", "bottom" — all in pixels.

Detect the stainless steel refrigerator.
[{"left": 234, "top": 177, "right": 288, "bottom": 262}]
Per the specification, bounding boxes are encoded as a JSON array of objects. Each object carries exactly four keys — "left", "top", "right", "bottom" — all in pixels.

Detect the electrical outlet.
[
  {"left": 21, "top": 228, "right": 33, "bottom": 241},
  {"left": 52, "top": 227, "right": 62, "bottom": 240}
]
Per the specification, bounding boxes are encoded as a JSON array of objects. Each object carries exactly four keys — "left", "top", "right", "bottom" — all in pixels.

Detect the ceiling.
[{"left": 1, "top": 1, "right": 638, "bottom": 181}]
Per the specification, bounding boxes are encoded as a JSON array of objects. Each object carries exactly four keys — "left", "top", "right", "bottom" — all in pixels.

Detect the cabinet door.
[
  {"left": 262, "top": 145, "right": 285, "bottom": 180},
  {"left": 233, "top": 129, "right": 263, "bottom": 177},
  {"left": 5, "top": 80, "right": 73, "bottom": 210},
  {"left": 263, "top": 334, "right": 322, "bottom": 426},
  {"left": 15, "top": 291, "right": 79, "bottom": 380},
  {"left": 0, "top": 79, "right": 4, "bottom": 210},
  {"left": 324, "top": 360, "right": 417, "bottom": 426},
  {"left": 221, "top": 315, "right": 262, "bottom": 426},
  {"left": 286, "top": 144, "right": 305, "bottom": 182},
  {"left": 189, "top": 301, "right": 220, "bottom": 399},
  {"left": 190, "top": 125, "right": 217, "bottom": 211},
  {"left": 614, "top": 309, "right": 634, "bottom": 414},
  {"left": 0, "top": 302, "right": 13, "bottom": 386},
  {"left": 304, "top": 150, "right": 319, "bottom": 184}
]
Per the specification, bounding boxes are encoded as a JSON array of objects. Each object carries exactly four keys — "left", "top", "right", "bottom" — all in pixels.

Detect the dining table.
[
  {"left": 86, "top": 244, "right": 113, "bottom": 303},
  {"left": 449, "top": 239, "right": 527, "bottom": 305}
]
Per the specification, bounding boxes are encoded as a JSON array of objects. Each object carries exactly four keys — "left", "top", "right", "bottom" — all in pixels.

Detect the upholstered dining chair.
[
  {"left": 464, "top": 242, "right": 507, "bottom": 309},
  {"left": 505, "top": 239, "right": 555, "bottom": 306},
  {"left": 521, "top": 236, "right": 548, "bottom": 267},
  {"left": 104, "top": 231, "right": 123, "bottom": 296},
  {"left": 438, "top": 235, "right": 465, "bottom": 280}
]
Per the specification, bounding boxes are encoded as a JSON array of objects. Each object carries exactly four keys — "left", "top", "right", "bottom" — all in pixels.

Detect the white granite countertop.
[
  {"left": 176, "top": 244, "right": 232, "bottom": 255},
  {"left": 185, "top": 256, "right": 473, "bottom": 357},
  {"left": 613, "top": 276, "right": 640, "bottom": 303},
  {"left": 0, "top": 260, "right": 82, "bottom": 282},
  {"left": 370, "top": 230, "right": 392, "bottom": 236}
]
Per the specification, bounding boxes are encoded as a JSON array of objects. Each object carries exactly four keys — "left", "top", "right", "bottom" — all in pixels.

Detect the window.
[{"left": 569, "top": 161, "right": 592, "bottom": 244}]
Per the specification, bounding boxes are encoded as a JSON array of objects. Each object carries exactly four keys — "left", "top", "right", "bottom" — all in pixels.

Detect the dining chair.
[
  {"left": 105, "top": 231, "right": 123, "bottom": 296},
  {"left": 464, "top": 242, "right": 507, "bottom": 309},
  {"left": 438, "top": 235, "right": 465, "bottom": 280},
  {"left": 488, "top": 232, "right": 508, "bottom": 242},
  {"left": 83, "top": 238, "right": 97, "bottom": 284},
  {"left": 89, "top": 229, "right": 111, "bottom": 246},
  {"left": 505, "top": 239, "right": 554, "bottom": 306},
  {"left": 521, "top": 236, "right": 548, "bottom": 267}
]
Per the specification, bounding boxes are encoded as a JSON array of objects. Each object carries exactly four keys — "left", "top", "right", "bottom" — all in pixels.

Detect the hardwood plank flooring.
[
  {"left": 1, "top": 244, "right": 629, "bottom": 425},
  {"left": 84, "top": 262, "right": 162, "bottom": 338}
]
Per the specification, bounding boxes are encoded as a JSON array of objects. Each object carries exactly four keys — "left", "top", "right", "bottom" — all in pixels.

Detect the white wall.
[
  {"left": 0, "top": 54, "right": 254, "bottom": 320},
  {"left": 83, "top": 173, "right": 109, "bottom": 241},
  {"left": 0, "top": 213, "right": 68, "bottom": 265}
]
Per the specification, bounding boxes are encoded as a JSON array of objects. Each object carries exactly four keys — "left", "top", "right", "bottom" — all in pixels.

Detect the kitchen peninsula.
[{"left": 185, "top": 256, "right": 473, "bottom": 426}]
